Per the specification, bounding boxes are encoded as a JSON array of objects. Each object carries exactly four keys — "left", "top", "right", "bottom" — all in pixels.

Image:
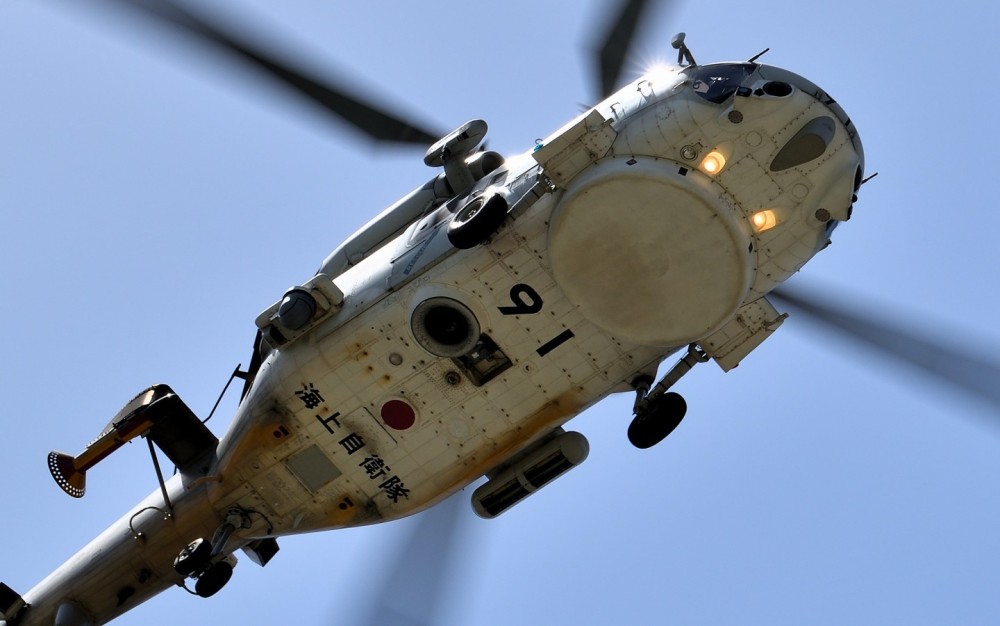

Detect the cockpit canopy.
[{"left": 686, "top": 63, "right": 757, "bottom": 103}]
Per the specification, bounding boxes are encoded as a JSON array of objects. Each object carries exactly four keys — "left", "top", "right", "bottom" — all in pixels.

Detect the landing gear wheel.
[
  {"left": 174, "top": 538, "right": 212, "bottom": 577},
  {"left": 194, "top": 561, "right": 233, "bottom": 598},
  {"left": 447, "top": 193, "right": 508, "bottom": 249},
  {"left": 628, "top": 392, "right": 687, "bottom": 449}
]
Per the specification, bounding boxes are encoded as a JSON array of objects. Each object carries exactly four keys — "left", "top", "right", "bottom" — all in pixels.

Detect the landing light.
[
  {"left": 751, "top": 209, "right": 778, "bottom": 233},
  {"left": 701, "top": 151, "right": 726, "bottom": 174}
]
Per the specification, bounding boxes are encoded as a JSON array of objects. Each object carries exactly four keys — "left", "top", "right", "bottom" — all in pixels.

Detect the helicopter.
[{"left": 3, "top": 0, "right": 1000, "bottom": 625}]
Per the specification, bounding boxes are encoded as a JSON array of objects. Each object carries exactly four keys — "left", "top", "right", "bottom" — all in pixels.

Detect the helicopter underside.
[
  {"left": 210, "top": 61, "right": 866, "bottom": 537},
  {"left": 211, "top": 187, "right": 673, "bottom": 533}
]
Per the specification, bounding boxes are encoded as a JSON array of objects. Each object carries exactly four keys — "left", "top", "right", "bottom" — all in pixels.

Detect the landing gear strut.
[
  {"left": 173, "top": 509, "right": 250, "bottom": 598},
  {"left": 628, "top": 344, "right": 709, "bottom": 449}
]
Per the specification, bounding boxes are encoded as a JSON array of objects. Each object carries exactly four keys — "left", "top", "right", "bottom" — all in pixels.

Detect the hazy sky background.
[{"left": 2, "top": 1, "right": 999, "bottom": 625}]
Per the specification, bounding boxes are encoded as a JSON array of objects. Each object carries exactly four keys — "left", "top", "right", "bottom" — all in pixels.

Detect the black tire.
[
  {"left": 195, "top": 561, "right": 233, "bottom": 598},
  {"left": 447, "top": 193, "right": 508, "bottom": 249},
  {"left": 627, "top": 392, "right": 687, "bottom": 449},
  {"left": 174, "top": 538, "right": 212, "bottom": 577}
]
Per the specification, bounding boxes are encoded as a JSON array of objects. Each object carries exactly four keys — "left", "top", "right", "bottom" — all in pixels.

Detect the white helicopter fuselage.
[{"left": 10, "top": 60, "right": 863, "bottom": 625}]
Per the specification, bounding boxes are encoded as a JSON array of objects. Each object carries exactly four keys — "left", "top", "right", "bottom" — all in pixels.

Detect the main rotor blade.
[
  {"left": 771, "top": 286, "right": 1000, "bottom": 415},
  {"left": 364, "top": 494, "right": 473, "bottom": 625},
  {"left": 594, "top": 0, "right": 653, "bottom": 98},
  {"left": 96, "top": 0, "right": 440, "bottom": 146}
]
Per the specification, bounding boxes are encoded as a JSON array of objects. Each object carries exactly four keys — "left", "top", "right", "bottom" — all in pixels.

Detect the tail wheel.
[{"left": 447, "top": 193, "right": 508, "bottom": 249}]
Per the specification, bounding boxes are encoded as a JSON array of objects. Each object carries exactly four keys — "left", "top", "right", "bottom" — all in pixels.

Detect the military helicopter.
[{"left": 3, "top": 1, "right": 1000, "bottom": 625}]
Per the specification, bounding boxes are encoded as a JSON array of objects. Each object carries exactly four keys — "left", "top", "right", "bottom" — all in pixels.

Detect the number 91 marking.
[{"left": 497, "top": 283, "right": 574, "bottom": 356}]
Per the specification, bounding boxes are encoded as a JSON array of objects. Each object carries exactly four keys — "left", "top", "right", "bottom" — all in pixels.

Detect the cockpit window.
[{"left": 688, "top": 63, "right": 755, "bottom": 104}]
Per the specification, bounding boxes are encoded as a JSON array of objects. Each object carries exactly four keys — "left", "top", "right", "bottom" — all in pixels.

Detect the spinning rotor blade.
[
  {"left": 96, "top": 0, "right": 440, "bottom": 146},
  {"left": 363, "top": 494, "right": 473, "bottom": 626},
  {"left": 594, "top": 0, "right": 653, "bottom": 98},
  {"left": 771, "top": 286, "right": 1000, "bottom": 416}
]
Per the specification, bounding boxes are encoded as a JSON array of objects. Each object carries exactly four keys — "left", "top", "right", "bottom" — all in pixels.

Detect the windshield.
[{"left": 688, "top": 63, "right": 756, "bottom": 104}]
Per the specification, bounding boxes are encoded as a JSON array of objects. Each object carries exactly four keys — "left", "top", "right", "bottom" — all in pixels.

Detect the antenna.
[
  {"left": 748, "top": 47, "right": 770, "bottom": 63},
  {"left": 671, "top": 32, "right": 697, "bottom": 66}
]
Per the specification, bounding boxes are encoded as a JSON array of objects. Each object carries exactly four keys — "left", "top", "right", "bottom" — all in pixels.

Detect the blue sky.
[{"left": 2, "top": 1, "right": 999, "bottom": 625}]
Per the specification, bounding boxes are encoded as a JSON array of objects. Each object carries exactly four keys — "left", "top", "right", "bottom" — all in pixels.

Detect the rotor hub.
[{"left": 547, "top": 157, "right": 752, "bottom": 346}]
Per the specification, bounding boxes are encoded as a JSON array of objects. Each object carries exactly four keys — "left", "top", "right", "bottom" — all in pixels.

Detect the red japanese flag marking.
[{"left": 381, "top": 399, "right": 416, "bottom": 430}]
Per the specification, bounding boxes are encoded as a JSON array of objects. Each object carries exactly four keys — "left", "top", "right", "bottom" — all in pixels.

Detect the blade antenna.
[{"left": 747, "top": 47, "right": 770, "bottom": 64}]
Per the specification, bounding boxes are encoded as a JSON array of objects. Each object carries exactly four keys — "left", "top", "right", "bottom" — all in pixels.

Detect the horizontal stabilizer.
[{"left": 47, "top": 385, "right": 218, "bottom": 498}]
